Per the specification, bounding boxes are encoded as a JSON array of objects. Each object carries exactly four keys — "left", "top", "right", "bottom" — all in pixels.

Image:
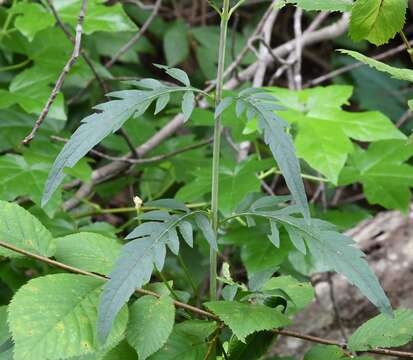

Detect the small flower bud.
[{"left": 133, "top": 196, "right": 143, "bottom": 210}]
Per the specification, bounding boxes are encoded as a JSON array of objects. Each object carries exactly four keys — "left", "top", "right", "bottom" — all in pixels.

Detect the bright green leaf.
[
  {"left": 101, "top": 341, "right": 137, "bottom": 360},
  {"left": 339, "top": 140, "right": 413, "bottom": 212},
  {"left": 8, "top": 274, "right": 128, "bottom": 360},
  {"left": 10, "top": 3, "right": 54, "bottom": 41},
  {"left": 163, "top": 21, "right": 189, "bottom": 66},
  {"left": 348, "top": 308, "right": 413, "bottom": 351},
  {"left": 262, "top": 276, "right": 314, "bottom": 312},
  {"left": 0, "top": 154, "right": 61, "bottom": 216},
  {"left": 150, "top": 320, "right": 216, "bottom": 360},
  {"left": 0, "top": 200, "right": 54, "bottom": 258},
  {"left": 0, "top": 306, "right": 10, "bottom": 346},
  {"left": 55, "top": 233, "right": 121, "bottom": 275},
  {"left": 304, "top": 345, "right": 348, "bottom": 360},
  {"left": 339, "top": 49, "right": 413, "bottom": 82},
  {"left": 204, "top": 301, "right": 290, "bottom": 342},
  {"left": 55, "top": 0, "right": 137, "bottom": 34},
  {"left": 241, "top": 237, "right": 289, "bottom": 274},
  {"left": 287, "top": 0, "right": 352, "bottom": 11},
  {"left": 268, "top": 85, "right": 405, "bottom": 183},
  {"left": 349, "top": 0, "right": 407, "bottom": 45}
]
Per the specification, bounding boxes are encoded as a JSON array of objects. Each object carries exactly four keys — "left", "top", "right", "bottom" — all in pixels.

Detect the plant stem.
[
  {"left": 177, "top": 254, "right": 198, "bottom": 297},
  {"left": 0, "top": 0, "right": 16, "bottom": 42},
  {"left": 210, "top": 0, "right": 230, "bottom": 302},
  {"left": 0, "top": 58, "right": 30, "bottom": 73},
  {"left": 258, "top": 167, "right": 329, "bottom": 183},
  {"left": 73, "top": 202, "right": 208, "bottom": 219},
  {"left": 157, "top": 270, "right": 180, "bottom": 301},
  {"left": 400, "top": 31, "right": 413, "bottom": 65}
]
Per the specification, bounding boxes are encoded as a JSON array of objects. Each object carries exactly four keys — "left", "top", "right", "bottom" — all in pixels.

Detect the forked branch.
[{"left": 22, "top": 0, "right": 88, "bottom": 145}]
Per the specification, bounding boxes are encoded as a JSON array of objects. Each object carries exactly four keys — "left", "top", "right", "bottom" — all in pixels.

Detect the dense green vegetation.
[{"left": 1, "top": 0, "right": 413, "bottom": 359}]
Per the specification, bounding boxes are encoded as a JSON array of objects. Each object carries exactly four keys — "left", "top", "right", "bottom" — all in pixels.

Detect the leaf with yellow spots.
[
  {"left": 8, "top": 274, "right": 128, "bottom": 360},
  {"left": 149, "top": 320, "right": 216, "bottom": 360},
  {"left": 126, "top": 295, "right": 175, "bottom": 360},
  {"left": 55, "top": 232, "right": 121, "bottom": 275},
  {"left": 348, "top": 308, "right": 413, "bottom": 351},
  {"left": 0, "top": 200, "right": 54, "bottom": 258}
]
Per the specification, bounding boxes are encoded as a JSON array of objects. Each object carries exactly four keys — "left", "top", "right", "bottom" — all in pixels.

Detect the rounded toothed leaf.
[
  {"left": 0, "top": 200, "right": 54, "bottom": 258},
  {"left": 126, "top": 295, "right": 175, "bottom": 360},
  {"left": 8, "top": 274, "right": 128, "bottom": 360}
]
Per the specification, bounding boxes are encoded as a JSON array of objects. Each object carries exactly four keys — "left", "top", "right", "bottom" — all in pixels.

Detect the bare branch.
[
  {"left": 105, "top": 0, "right": 162, "bottom": 68},
  {"left": 224, "top": 13, "right": 350, "bottom": 89},
  {"left": 22, "top": 0, "right": 88, "bottom": 145},
  {"left": 52, "top": 135, "right": 213, "bottom": 164},
  {"left": 292, "top": 8, "right": 303, "bottom": 90},
  {"left": 45, "top": 0, "right": 108, "bottom": 93}
]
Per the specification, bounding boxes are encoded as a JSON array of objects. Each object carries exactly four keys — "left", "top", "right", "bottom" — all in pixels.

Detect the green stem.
[
  {"left": 73, "top": 202, "right": 209, "bottom": 219},
  {"left": 228, "top": 0, "right": 246, "bottom": 17},
  {"left": 157, "top": 270, "right": 180, "bottom": 301},
  {"left": 0, "top": 1, "right": 14, "bottom": 39},
  {"left": 258, "top": 167, "right": 328, "bottom": 183},
  {"left": 177, "top": 254, "right": 198, "bottom": 297},
  {"left": 0, "top": 59, "right": 30, "bottom": 73},
  {"left": 400, "top": 31, "right": 413, "bottom": 66},
  {"left": 210, "top": 0, "right": 230, "bottom": 302}
]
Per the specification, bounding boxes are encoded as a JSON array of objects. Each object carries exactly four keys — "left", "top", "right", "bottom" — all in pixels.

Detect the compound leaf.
[
  {"left": 233, "top": 200, "right": 393, "bottom": 317},
  {"left": 195, "top": 214, "right": 218, "bottom": 251},
  {"left": 43, "top": 68, "right": 199, "bottom": 205},
  {"left": 236, "top": 93, "right": 310, "bottom": 221},
  {"left": 98, "top": 213, "right": 194, "bottom": 342},
  {"left": 339, "top": 49, "right": 413, "bottom": 82},
  {"left": 287, "top": 0, "right": 352, "bottom": 11}
]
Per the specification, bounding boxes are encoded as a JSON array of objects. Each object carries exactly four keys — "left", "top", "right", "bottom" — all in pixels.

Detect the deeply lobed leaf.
[
  {"left": 236, "top": 93, "right": 310, "bottom": 221},
  {"left": 42, "top": 67, "right": 199, "bottom": 206},
  {"left": 98, "top": 212, "right": 197, "bottom": 342}
]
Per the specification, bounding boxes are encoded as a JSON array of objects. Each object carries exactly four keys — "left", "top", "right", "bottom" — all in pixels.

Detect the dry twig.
[{"left": 22, "top": 0, "right": 88, "bottom": 145}]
